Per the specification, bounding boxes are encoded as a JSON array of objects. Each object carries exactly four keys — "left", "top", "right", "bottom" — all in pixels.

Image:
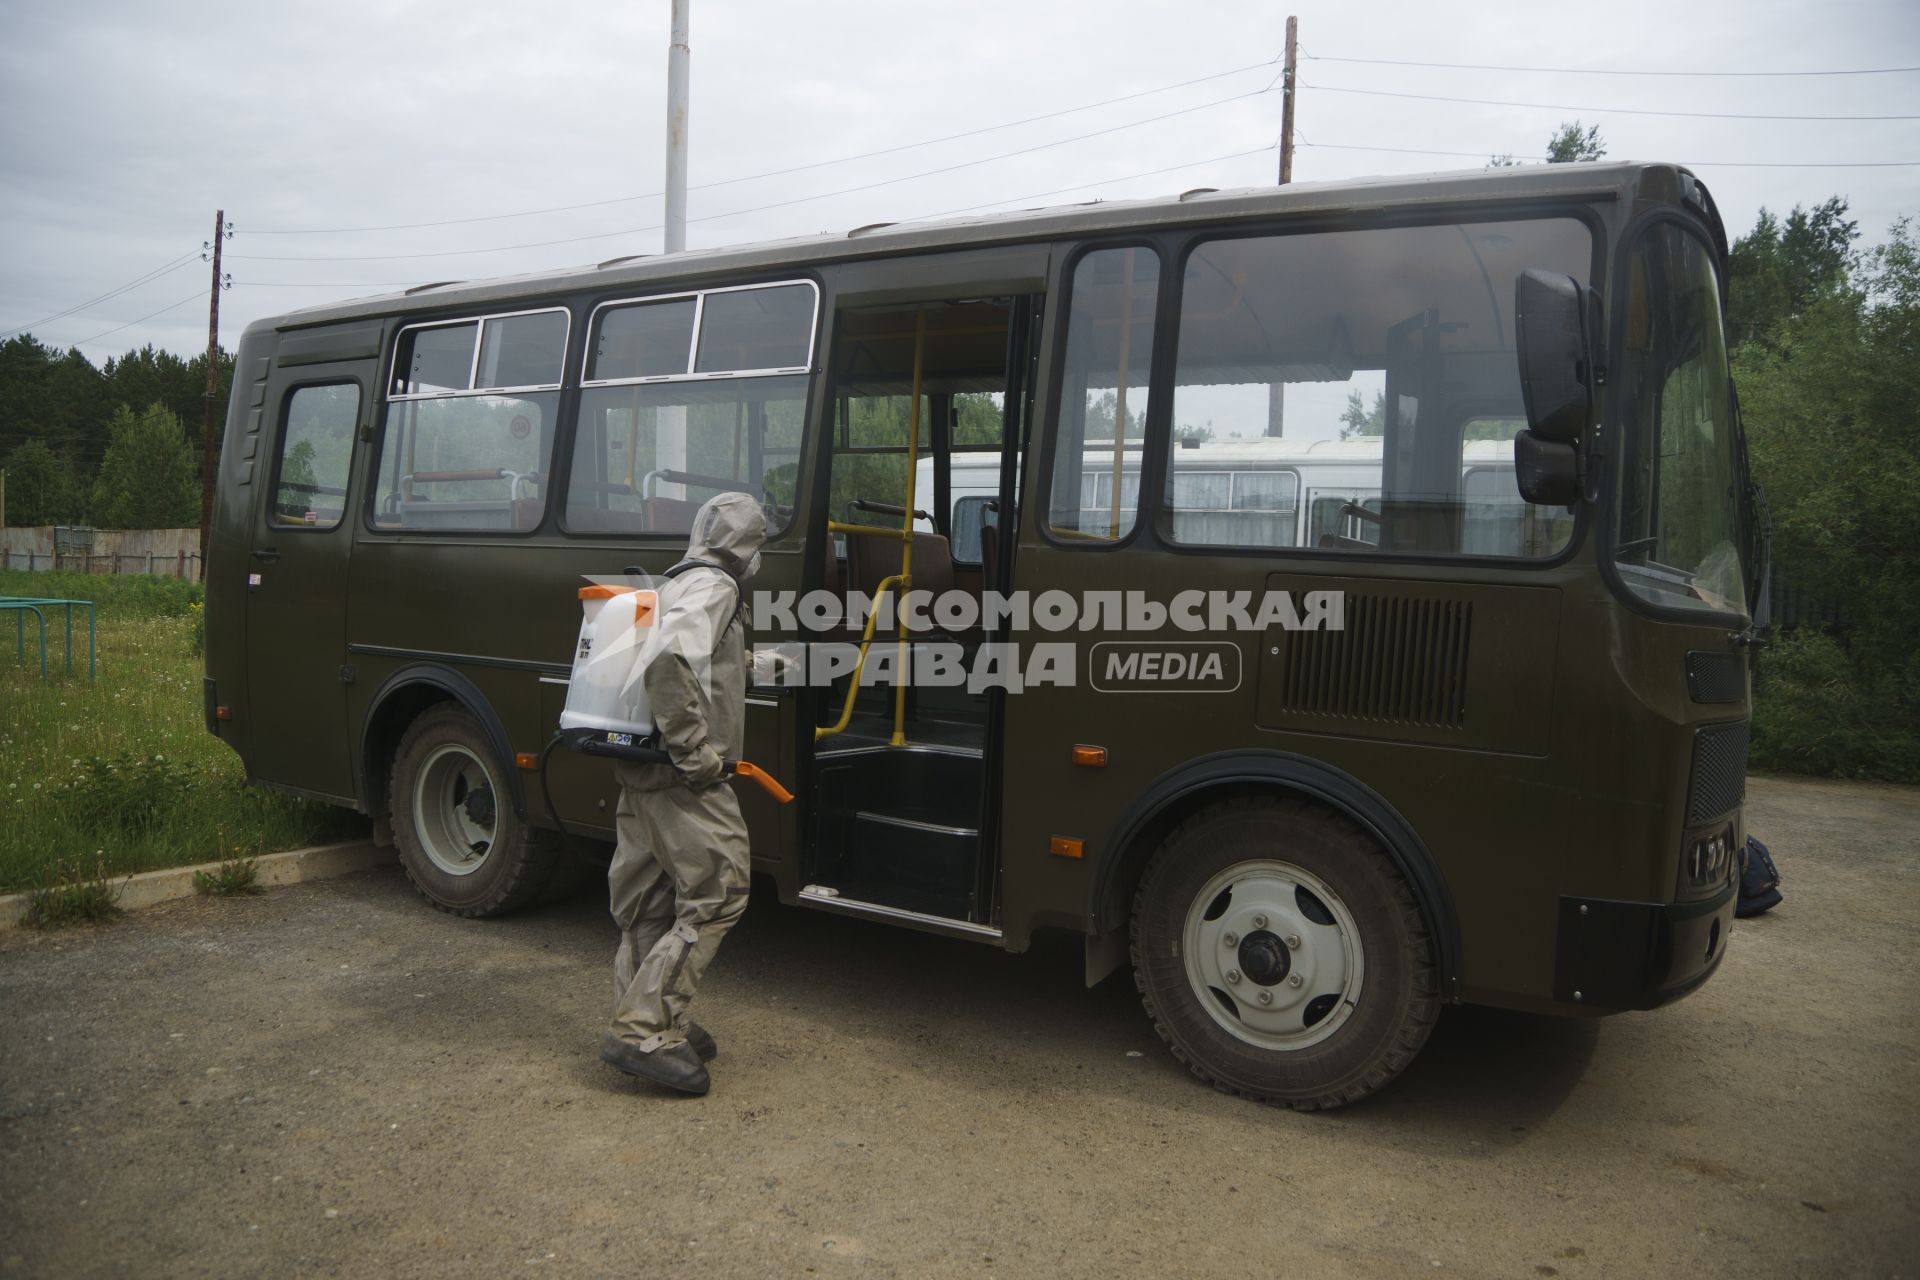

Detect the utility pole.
[
  {"left": 1279, "top": 15, "right": 1298, "bottom": 184},
  {"left": 198, "top": 209, "right": 229, "bottom": 579},
  {"left": 664, "top": 0, "right": 690, "bottom": 255},
  {"left": 1266, "top": 16, "right": 1298, "bottom": 438},
  {"left": 659, "top": 2, "right": 692, "bottom": 494}
]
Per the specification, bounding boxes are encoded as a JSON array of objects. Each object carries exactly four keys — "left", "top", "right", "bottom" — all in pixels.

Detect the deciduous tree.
[
  {"left": 90, "top": 402, "right": 199, "bottom": 529},
  {"left": 2, "top": 438, "right": 82, "bottom": 525}
]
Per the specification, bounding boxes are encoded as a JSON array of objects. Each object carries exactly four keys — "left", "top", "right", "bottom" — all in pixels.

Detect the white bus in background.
[{"left": 922, "top": 436, "right": 1564, "bottom": 564}]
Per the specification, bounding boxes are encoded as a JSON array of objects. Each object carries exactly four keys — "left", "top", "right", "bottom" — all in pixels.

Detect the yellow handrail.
[
  {"left": 815, "top": 308, "right": 926, "bottom": 746},
  {"left": 813, "top": 572, "right": 907, "bottom": 741}
]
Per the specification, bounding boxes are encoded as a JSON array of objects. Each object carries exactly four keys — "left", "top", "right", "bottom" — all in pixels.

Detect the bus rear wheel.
[
  {"left": 1130, "top": 797, "right": 1439, "bottom": 1110},
  {"left": 389, "top": 703, "right": 557, "bottom": 917}
]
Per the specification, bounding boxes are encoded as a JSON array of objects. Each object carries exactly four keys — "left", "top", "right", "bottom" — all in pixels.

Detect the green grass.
[
  {"left": 23, "top": 854, "right": 125, "bottom": 928},
  {"left": 192, "top": 855, "right": 264, "bottom": 896},
  {"left": 1, "top": 569, "right": 365, "bottom": 893}
]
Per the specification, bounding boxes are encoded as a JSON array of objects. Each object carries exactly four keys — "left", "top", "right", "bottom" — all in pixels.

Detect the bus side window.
[
  {"left": 1159, "top": 220, "right": 1586, "bottom": 559},
  {"left": 270, "top": 385, "right": 359, "bottom": 529},
  {"left": 564, "top": 283, "right": 815, "bottom": 536},
  {"left": 374, "top": 312, "right": 567, "bottom": 533},
  {"left": 1047, "top": 246, "right": 1158, "bottom": 542}
]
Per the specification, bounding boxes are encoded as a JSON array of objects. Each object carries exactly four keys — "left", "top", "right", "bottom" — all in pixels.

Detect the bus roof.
[{"left": 262, "top": 162, "right": 1690, "bottom": 336}]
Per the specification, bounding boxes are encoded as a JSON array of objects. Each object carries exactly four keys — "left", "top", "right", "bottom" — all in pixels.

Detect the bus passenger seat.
[
  {"left": 644, "top": 495, "right": 702, "bottom": 535},
  {"left": 847, "top": 530, "right": 954, "bottom": 616}
]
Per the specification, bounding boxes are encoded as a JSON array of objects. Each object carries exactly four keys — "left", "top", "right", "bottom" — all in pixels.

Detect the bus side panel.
[
  {"left": 203, "top": 324, "right": 279, "bottom": 773},
  {"left": 343, "top": 534, "right": 804, "bottom": 867}
]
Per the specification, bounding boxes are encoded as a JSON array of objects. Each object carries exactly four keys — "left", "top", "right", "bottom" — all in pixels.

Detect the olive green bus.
[{"left": 205, "top": 162, "right": 1760, "bottom": 1108}]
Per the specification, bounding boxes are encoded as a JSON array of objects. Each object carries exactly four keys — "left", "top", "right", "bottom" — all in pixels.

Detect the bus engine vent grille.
[
  {"left": 1686, "top": 720, "right": 1750, "bottom": 825},
  {"left": 1272, "top": 595, "right": 1473, "bottom": 727}
]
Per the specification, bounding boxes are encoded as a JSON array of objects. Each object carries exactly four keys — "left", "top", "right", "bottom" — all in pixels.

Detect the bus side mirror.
[
  {"left": 1514, "top": 269, "right": 1596, "bottom": 444},
  {"left": 1514, "top": 430, "right": 1580, "bottom": 506}
]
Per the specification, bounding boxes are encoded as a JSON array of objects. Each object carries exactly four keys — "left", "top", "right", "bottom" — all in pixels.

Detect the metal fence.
[{"left": 1771, "top": 578, "right": 1848, "bottom": 634}]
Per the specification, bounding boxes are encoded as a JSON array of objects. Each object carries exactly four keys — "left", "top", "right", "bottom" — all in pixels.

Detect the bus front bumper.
[{"left": 1551, "top": 881, "right": 1737, "bottom": 1012}]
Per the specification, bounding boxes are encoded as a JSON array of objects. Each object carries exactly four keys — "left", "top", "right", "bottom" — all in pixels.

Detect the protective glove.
[
  {"left": 752, "top": 645, "right": 798, "bottom": 685},
  {"left": 675, "top": 741, "right": 728, "bottom": 789}
]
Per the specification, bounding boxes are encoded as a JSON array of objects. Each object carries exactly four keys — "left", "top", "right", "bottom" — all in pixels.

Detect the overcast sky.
[{"left": 2, "top": 0, "right": 1916, "bottom": 365}]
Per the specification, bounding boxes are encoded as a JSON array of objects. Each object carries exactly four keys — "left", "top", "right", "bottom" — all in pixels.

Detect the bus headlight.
[{"left": 1680, "top": 822, "right": 1738, "bottom": 899}]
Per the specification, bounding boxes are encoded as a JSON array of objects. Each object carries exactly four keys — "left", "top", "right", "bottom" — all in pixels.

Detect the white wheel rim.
[
  {"left": 411, "top": 743, "right": 498, "bottom": 877},
  {"left": 1181, "top": 859, "right": 1365, "bottom": 1050}
]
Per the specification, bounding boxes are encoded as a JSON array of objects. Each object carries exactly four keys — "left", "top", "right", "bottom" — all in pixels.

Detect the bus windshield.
[{"left": 1611, "top": 223, "right": 1745, "bottom": 615}]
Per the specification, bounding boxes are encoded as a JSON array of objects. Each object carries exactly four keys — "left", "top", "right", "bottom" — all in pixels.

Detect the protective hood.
[{"left": 676, "top": 491, "right": 767, "bottom": 581}]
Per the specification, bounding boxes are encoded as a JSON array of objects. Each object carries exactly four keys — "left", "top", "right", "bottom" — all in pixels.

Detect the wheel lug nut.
[
  {"left": 1257, "top": 990, "right": 1273, "bottom": 1005},
  {"left": 1288, "top": 974, "right": 1303, "bottom": 988},
  {"left": 1286, "top": 934, "right": 1301, "bottom": 950},
  {"left": 1226, "top": 969, "right": 1241, "bottom": 984},
  {"left": 1223, "top": 932, "right": 1238, "bottom": 947},
  {"left": 1252, "top": 914, "right": 1268, "bottom": 929}
]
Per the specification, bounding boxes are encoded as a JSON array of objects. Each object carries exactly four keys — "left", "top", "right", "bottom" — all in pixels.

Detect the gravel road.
[{"left": 2, "top": 774, "right": 1915, "bottom": 1279}]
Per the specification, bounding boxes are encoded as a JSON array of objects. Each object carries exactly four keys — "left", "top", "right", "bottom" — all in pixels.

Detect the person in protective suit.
[{"left": 599, "top": 491, "right": 768, "bottom": 1096}]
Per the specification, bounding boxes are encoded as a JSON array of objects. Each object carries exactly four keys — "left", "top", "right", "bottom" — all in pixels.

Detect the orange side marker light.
[
  {"left": 1071, "top": 745, "right": 1107, "bottom": 767},
  {"left": 1050, "top": 836, "right": 1084, "bottom": 859},
  {"left": 215, "top": 706, "right": 233, "bottom": 721},
  {"left": 515, "top": 752, "right": 539, "bottom": 770}
]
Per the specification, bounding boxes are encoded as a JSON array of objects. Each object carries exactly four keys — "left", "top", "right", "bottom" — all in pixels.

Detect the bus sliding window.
[
  {"left": 375, "top": 309, "right": 569, "bottom": 533},
  {"left": 563, "top": 377, "right": 807, "bottom": 537}
]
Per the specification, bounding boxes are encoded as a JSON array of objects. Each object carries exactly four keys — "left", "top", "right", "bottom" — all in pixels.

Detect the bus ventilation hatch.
[{"left": 1269, "top": 594, "right": 1473, "bottom": 728}]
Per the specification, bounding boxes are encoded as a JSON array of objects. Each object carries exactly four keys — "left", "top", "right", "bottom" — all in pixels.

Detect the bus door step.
[{"left": 798, "top": 884, "right": 1002, "bottom": 944}]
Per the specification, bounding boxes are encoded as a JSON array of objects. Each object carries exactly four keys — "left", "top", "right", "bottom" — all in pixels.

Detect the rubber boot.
[{"left": 600, "top": 1035, "right": 711, "bottom": 1095}]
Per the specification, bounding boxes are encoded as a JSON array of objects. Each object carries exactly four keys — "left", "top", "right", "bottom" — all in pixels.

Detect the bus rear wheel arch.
[
  {"left": 389, "top": 702, "right": 557, "bottom": 917},
  {"left": 1130, "top": 796, "right": 1440, "bottom": 1110}
]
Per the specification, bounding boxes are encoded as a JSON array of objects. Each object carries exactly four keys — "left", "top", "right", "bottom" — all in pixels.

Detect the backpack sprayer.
[{"left": 540, "top": 575, "right": 792, "bottom": 845}]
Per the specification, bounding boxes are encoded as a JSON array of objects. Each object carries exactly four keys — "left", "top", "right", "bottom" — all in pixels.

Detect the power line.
[
  {"left": 1301, "top": 81, "right": 1920, "bottom": 121},
  {"left": 223, "top": 147, "right": 1279, "bottom": 299},
  {"left": 1298, "top": 140, "right": 1920, "bottom": 168},
  {"left": 70, "top": 292, "right": 204, "bottom": 349},
  {"left": 230, "top": 85, "right": 1276, "bottom": 264},
  {"left": 246, "top": 56, "right": 1280, "bottom": 237},
  {"left": 1303, "top": 52, "right": 1920, "bottom": 77},
  {"left": 231, "top": 147, "right": 1282, "bottom": 297},
  {"left": 0, "top": 251, "right": 200, "bottom": 343}
]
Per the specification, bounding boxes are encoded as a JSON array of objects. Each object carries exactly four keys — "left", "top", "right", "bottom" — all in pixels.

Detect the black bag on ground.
[{"left": 1737, "top": 835, "right": 1783, "bottom": 918}]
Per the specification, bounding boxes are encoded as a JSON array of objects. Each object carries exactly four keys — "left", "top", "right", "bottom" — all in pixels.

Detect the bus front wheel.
[
  {"left": 389, "top": 703, "right": 557, "bottom": 917},
  {"left": 1130, "top": 797, "right": 1439, "bottom": 1110}
]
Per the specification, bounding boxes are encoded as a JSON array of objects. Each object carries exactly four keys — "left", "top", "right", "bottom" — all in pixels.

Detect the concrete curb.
[{"left": 0, "top": 841, "right": 387, "bottom": 931}]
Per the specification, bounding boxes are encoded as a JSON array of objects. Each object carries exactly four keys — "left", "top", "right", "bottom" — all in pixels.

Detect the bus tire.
[
  {"left": 1130, "top": 796, "right": 1439, "bottom": 1110},
  {"left": 389, "top": 703, "right": 557, "bottom": 917}
]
